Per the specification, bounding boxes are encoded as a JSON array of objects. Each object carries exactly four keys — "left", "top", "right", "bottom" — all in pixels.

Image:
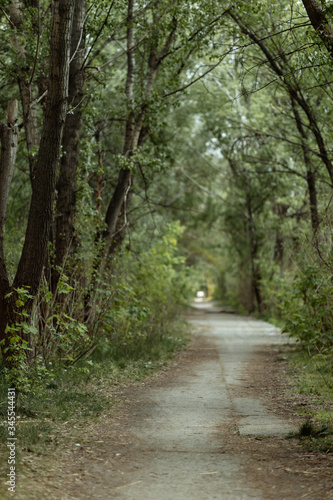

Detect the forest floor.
[{"left": 4, "top": 304, "right": 333, "bottom": 499}]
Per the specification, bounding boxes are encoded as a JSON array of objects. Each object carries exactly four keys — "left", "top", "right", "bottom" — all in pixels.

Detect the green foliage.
[
  {"left": 0, "top": 279, "right": 91, "bottom": 395},
  {"left": 35, "top": 276, "right": 91, "bottom": 362},
  {"left": 1, "top": 287, "right": 36, "bottom": 393},
  {"left": 283, "top": 261, "right": 333, "bottom": 356}
]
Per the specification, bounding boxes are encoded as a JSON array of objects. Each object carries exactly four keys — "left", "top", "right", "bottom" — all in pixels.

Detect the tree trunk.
[
  {"left": 0, "top": 101, "right": 19, "bottom": 292},
  {"left": 273, "top": 203, "right": 288, "bottom": 267},
  {"left": 0, "top": 0, "right": 75, "bottom": 366},
  {"left": 290, "top": 98, "right": 319, "bottom": 233},
  {"left": 0, "top": 102, "right": 19, "bottom": 370},
  {"left": 53, "top": 0, "right": 86, "bottom": 292},
  {"left": 246, "top": 194, "right": 264, "bottom": 314},
  {"left": 93, "top": 0, "right": 135, "bottom": 276},
  {"left": 97, "top": 1, "right": 178, "bottom": 271},
  {"left": 10, "top": 0, "right": 40, "bottom": 182}
]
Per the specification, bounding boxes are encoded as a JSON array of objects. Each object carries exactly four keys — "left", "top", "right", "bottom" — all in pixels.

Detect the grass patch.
[{"left": 285, "top": 348, "right": 333, "bottom": 452}]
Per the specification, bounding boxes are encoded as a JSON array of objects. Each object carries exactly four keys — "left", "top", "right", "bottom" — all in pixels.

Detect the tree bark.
[
  {"left": 95, "top": 0, "right": 135, "bottom": 274},
  {"left": 14, "top": 0, "right": 74, "bottom": 291}
]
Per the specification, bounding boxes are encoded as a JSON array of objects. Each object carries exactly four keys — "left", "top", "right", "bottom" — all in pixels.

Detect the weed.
[{"left": 294, "top": 420, "right": 333, "bottom": 452}]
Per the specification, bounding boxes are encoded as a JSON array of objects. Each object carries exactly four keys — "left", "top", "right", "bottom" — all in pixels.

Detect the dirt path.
[{"left": 15, "top": 307, "right": 333, "bottom": 499}]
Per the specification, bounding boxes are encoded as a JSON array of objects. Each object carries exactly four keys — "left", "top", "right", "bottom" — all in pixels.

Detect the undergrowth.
[{"left": 0, "top": 320, "right": 190, "bottom": 488}]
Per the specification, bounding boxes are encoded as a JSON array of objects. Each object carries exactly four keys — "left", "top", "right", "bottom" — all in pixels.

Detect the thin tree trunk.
[
  {"left": 273, "top": 202, "right": 288, "bottom": 267},
  {"left": 99, "top": 8, "right": 177, "bottom": 271},
  {"left": 0, "top": 102, "right": 19, "bottom": 370},
  {"left": 94, "top": 0, "right": 135, "bottom": 275},
  {"left": 10, "top": 0, "right": 40, "bottom": 182},
  {"left": 95, "top": 125, "right": 104, "bottom": 216},
  {"left": 53, "top": 0, "right": 86, "bottom": 292},
  {"left": 0, "top": 101, "right": 19, "bottom": 291},
  {"left": 247, "top": 198, "right": 264, "bottom": 314},
  {"left": 290, "top": 98, "right": 319, "bottom": 232}
]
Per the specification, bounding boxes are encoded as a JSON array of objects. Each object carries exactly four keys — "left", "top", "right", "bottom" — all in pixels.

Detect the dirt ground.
[{"left": 5, "top": 310, "right": 333, "bottom": 499}]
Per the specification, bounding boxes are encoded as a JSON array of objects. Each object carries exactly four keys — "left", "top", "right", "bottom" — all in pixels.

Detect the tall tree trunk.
[
  {"left": 247, "top": 198, "right": 264, "bottom": 314},
  {"left": 273, "top": 203, "right": 288, "bottom": 266},
  {"left": 290, "top": 98, "right": 319, "bottom": 233},
  {"left": 94, "top": 0, "right": 135, "bottom": 276},
  {"left": 83, "top": 0, "right": 138, "bottom": 321},
  {"left": 0, "top": 0, "right": 75, "bottom": 366},
  {"left": 53, "top": 0, "right": 86, "bottom": 292},
  {"left": 0, "top": 102, "right": 19, "bottom": 370}
]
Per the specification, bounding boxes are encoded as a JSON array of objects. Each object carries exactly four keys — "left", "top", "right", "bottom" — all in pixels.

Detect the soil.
[{"left": 5, "top": 307, "right": 333, "bottom": 499}]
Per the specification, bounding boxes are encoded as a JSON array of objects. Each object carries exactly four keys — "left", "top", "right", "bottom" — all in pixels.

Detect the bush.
[{"left": 94, "top": 221, "right": 194, "bottom": 357}]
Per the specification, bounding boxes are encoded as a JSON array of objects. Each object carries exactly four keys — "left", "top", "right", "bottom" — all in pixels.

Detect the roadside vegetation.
[{"left": 285, "top": 349, "right": 333, "bottom": 452}]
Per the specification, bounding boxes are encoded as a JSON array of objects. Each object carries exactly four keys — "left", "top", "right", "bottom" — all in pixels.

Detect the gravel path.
[
  {"left": 87, "top": 308, "right": 300, "bottom": 499},
  {"left": 14, "top": 305, "right": 333, "bottom": 499}
]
